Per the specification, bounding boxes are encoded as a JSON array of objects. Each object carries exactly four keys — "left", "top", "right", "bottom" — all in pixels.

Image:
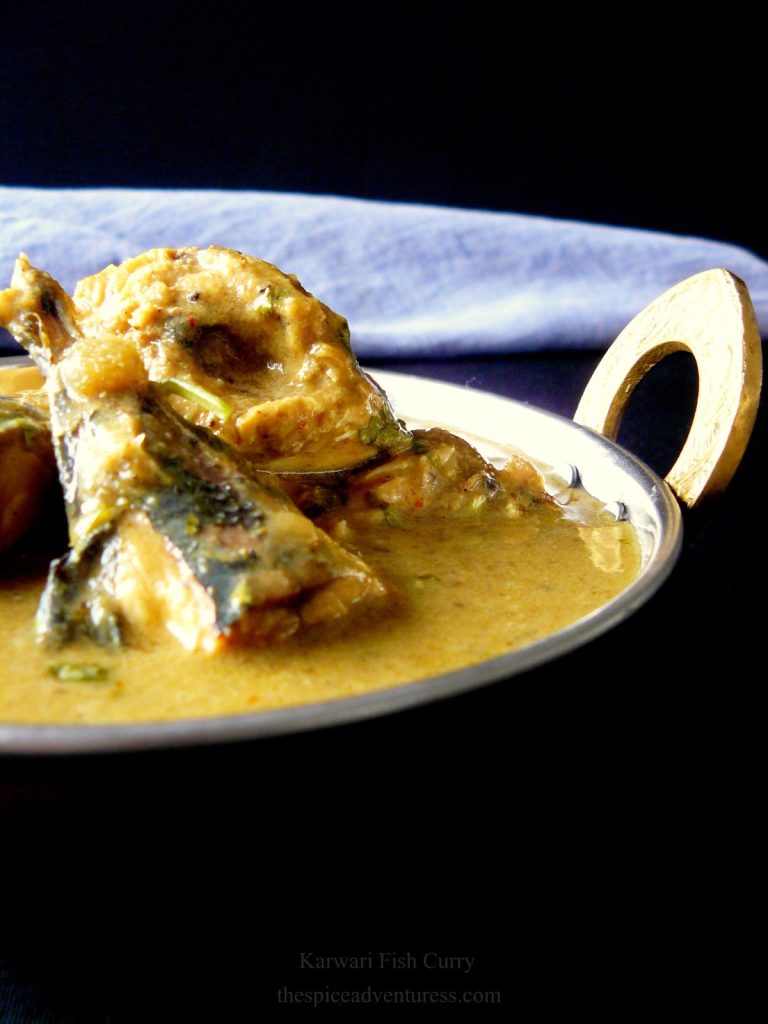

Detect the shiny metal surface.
[{"left": 0, "top": 362, "right": 682, "bottom": 754}]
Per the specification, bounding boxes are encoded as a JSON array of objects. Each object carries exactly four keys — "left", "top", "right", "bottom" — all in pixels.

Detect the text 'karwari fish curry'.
[{"left": 0, "top": 247, "right": 640, "bottom": 724}]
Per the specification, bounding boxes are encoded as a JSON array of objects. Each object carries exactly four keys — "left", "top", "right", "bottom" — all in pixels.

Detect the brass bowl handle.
[{"left": 573, "top": 269, "right": 762, "bottom": 508}]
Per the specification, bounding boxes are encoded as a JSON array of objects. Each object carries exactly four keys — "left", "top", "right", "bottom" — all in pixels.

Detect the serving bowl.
[{"left": 0, "top": 269, "right": 760, "bottom": 754}]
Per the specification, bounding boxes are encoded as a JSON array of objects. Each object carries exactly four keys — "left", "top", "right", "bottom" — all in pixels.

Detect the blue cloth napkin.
[{"left": 2, "top": 185, "right": 767, "bottom": 357}]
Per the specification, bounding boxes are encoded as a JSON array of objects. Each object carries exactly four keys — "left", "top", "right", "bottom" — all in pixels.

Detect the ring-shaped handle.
[{"left": 573, "top": 269, "right": 762, "bottom": 507}]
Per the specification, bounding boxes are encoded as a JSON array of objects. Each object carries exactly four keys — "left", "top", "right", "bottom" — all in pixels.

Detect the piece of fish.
[
  {"left": 280, "top": 427, "right": 548, "bottom": 526},
  {"left": 0, "top": 256, "right": 384, "bottom": 651},
  {"left": 70, "top": 245, "right": 412, "bottom": 471},
  {"left": 0, "top": 396, "right": 60, "bottom": 555}
]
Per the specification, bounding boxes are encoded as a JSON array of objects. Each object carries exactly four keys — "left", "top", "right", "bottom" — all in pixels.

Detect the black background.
[
  {"left": 1, "top": 4, "right": 764, "bottom": 1018},
  {"left": 2, "top": 3, "right": 765, "bottom": 258}
]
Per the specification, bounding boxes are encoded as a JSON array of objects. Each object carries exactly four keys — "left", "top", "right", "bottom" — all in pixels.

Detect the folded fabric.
[{"left": 1, "top": 185, "right": 766, "bottom": 357}]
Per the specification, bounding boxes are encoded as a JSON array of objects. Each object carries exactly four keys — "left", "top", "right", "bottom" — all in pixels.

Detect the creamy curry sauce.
[
  {"left": 0, "top": 246, "right": 641, "bottom": 726},
  {"left": 0, "top": 475, "right": 640, "bottom": 724}
]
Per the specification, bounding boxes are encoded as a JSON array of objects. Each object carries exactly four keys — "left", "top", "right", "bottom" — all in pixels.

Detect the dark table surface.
[{"left": 1, "top": 349, "right": 763, "bottom": 1018}]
